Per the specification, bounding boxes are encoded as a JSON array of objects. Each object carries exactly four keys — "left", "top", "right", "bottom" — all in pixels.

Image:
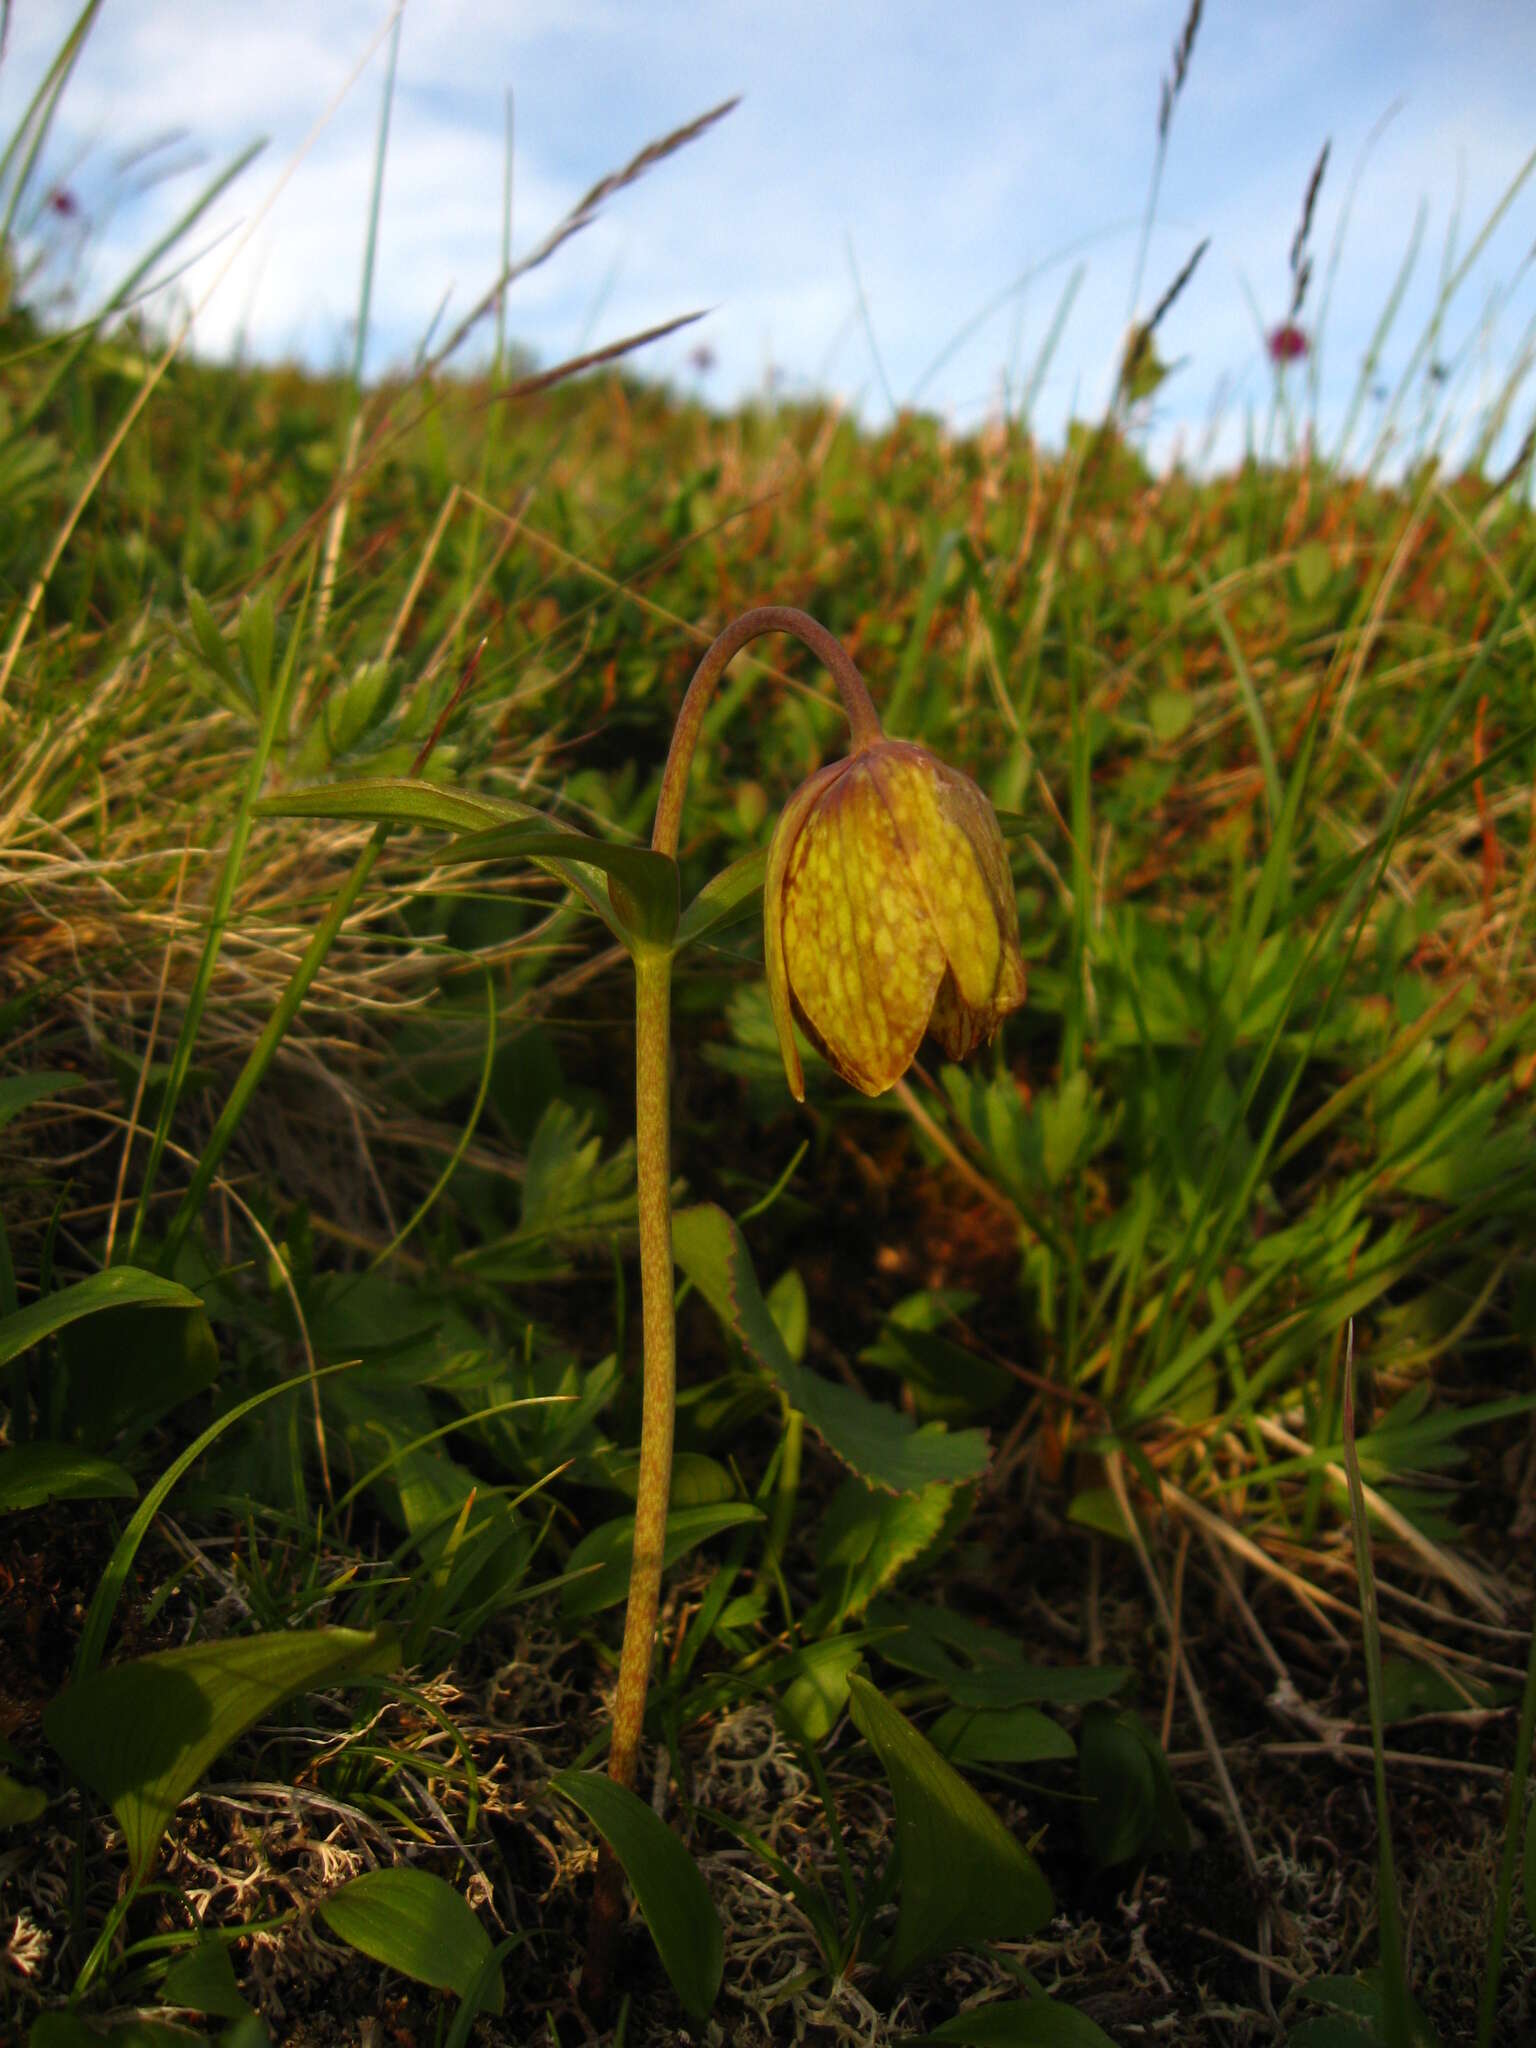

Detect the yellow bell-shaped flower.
[{"left": 764, "top": 738, "right": 1026, "bottom": 1099}]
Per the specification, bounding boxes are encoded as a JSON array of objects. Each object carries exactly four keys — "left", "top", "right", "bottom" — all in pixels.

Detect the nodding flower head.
[{"left": 764, "top": 738, "right": 1026, "bottom": 1100}]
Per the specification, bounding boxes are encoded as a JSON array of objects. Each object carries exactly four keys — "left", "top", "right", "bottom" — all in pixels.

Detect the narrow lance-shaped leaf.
[
  {"left": 0, "top": 1269, "right": 201, "bottom": 1372},
  {"left": 551, "top": 1768, "right": 722, "bottom": 2021}
]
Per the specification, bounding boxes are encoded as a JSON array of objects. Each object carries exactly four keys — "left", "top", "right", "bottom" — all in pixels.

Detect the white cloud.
[{"left": 3, "top": 0, "right": 1532, "bottom": 473}]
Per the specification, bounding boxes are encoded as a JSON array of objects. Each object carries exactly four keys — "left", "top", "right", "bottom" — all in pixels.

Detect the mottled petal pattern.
[
  {"left": 780, "top": 759, "right": 946, "bottom": 1094},
  {"left": 763, "top": 734, "right": 1026, "bottom": 1098}
]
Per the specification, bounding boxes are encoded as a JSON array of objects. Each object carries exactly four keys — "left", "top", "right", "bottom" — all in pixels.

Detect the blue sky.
[{"left": 5, "top": 1, "right": 1535, "bottom": 475}]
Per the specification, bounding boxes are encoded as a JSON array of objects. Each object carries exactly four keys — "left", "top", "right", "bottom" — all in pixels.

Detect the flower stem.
[
  {"left": 584, "top": 942, "right": 674, "bottom": 1997},
  {"left": 585, "top": 606, "right": 877, "bottom": 2006},
  {"left": 651, "top": 605, "right": 883, "bottom": 859}
]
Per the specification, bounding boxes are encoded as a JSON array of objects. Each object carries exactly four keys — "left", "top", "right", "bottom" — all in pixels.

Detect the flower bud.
[{"left": 764, "top": 739, "right": 1025, "bottom": 1099}]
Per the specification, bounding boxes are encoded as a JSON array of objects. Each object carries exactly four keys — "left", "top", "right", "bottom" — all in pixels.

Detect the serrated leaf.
[
  {"left": 561, "top": 1502, "right": 762, "bottom": 1617},
  {"left": 672, "top": 1204, "right": 990, "bottom": 1494},
  {"left": 901, "top": 1996, "right": 1118, "bottom": 2044},
  {"left": 45, "top": 1626, "right": 397, "bottom": 1881},
  {"left": 0, "top": 1444, "right": 137, "bottom": 1513},
  {"left": 815, "top": 1474, "right": 956, "bottom": 1628},
  {"left": 846, "top": 1673, "right": 1052, "bottom": 1982},
  {"left": 0, "top": 1269, "right": 202, "bottom": 1372},
  {"left": 551, "top": 1768, "right": 722, "bottom": 2022},
  {"left": 163, "top": 1938, "right": 251, "bottom": 2020},
  {"left": 676, "top": 846, "right": 767, "bottom": 951},
  {"left": 0, "top": 1768, "right": 45, "bottom": 1826},
  {"left": 319, "top": 1867, "right": 504, "bottom": 2014}
]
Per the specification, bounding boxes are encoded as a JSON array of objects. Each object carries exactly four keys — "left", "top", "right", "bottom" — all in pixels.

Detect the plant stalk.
[{"left": 584, "top": 606, "right": 881, "bottom": 2004}]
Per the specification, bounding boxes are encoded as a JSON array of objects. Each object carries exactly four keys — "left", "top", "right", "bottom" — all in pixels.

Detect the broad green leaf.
[
  {"left": 0, "top": 1768, "right": 45, "bottom": 1825},
  {"left": 551, "top": 1768, "right": 722, "bottom": 2021},
  {"left": 0, "top": 1444, "right": 137, "bottom": 1513},
  {"left": 163, "top": 1938, "right": 251, "bottom": 2020},
  {"left": 901, "top": 1996, "right": 1117, "bottom": 2044},
  {"left": 1078, "top": 1707, "right": 1189, "bottom": 1869},
  {"left": 778, "top": 1635, "right": 867, "bottom": 1746},
  {"left": 319, "top": 1867, "right": 504, "bottom": 2015},
  {"left": 0, "top": 1269, "right": 202, "bottom": 1372},
  {"left": 561, "top": 1502, "right": 763, "bottom": 1617},
  {"left": 45, "top": 1626, "right": 398, "bottom": 1881},
  {"left": 676, "top": 845, "right": 767, "bottom": 951},
  {"left": 443, "top": 821, "right": 679, "bottom": 947},
  {"left": 672, "top": 1204, "right": 990, "bottom": 1494},
  {"left": 930, "top": 1705, "right": 1076, "bottom": 1767},
  {"left": 0, "top": 1071, "right": 86, "bottom": 1130},
  {"left": 62, "top": 1304, "right": 221, "bottom": 1448},
  {"left": 846, "top": 1673, "right": 1052, "bottom": 1982}
]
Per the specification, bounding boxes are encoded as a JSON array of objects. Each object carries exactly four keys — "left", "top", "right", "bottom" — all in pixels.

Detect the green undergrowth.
[{"left": 3, "top": 10, "right": 1536, "bottom": 2045}]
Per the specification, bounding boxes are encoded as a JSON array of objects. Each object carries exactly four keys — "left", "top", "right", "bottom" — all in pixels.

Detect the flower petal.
[
  {"left": 781, "top": 757, "right": 946, "bottom": 1094},
  {"left": 866, "top": 746, "right": 1007, "bottom": 1011},
  {"left": 764, "top": 758, "right": 849, "bottom": 1101}
]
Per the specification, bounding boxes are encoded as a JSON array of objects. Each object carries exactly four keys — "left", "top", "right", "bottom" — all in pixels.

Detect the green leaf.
[
  {"left": 255, "top": 777, "right": 529, "bottom": 834},
  {"left": 163, "top": 1938, "right": 251, "bottom": 2020},
  {"left": 0, "top": 1444, "right": 137, "bottom": 1513},
  {"left": 62, "top": 1304, "right": 221, "bottom": 1448},
  {"left": 672, "top": 1204, "right": 990, "bottom": 1494},
  {"left": 1293, "top": 539, "right": 1334, "bottom": 603},
  {"left": 45, "top": 1626, "right": 397, "bottom": 1882},
  {"left": 778, "top": 1635, "right": 868, "bottom": 1746},
  {"left": 319, "top": 1867, "right": 504, "bottom": 2015},
  {"left": 846, "top": 1672, "right": 1052, "bottom": 1982},
  {"left": 815, "top": 1474, "right": 957, "bottom": 1628},
  {"left": 561, "top": 1502, "right": 763, "bottom": 1617},
  {"left": 0, "top": 1269, "right": 202, "bottom": 1372},
  {"left": 1147, "top": 688, "right": 1193, "bottom": 742},
  {"left": 236, "top": 590, "right": 275, "bottom": 703},
  {"left": 443, "top": 820, "right": 679, "bottom": 947},
  {"left": 551, "top": 1768, "right": 722, "bottom": 2022},
  {"left": 30, "top": 2019, "right": 205, "bottom": 2046},
  {"left": 901, "top": 1996, "right": 1118, "bottom": 2044},
  {"left": 930, "top": 1705, "right": 1076, "bottom": 1767},
  {"left": 1078, "top": 1707, "right": 1189, "bottom": 1869},
  {"left": 0, "top": 1767, "right": 45, "bottom": 1826},
  {"left": 676, "top": 845, "right": 766, "bottom": 952},
  {"left": 185, "top": 584, "right": 245, "bottom": 703},
  {"left": 0, "top": 1071, "right": 86, "bottom": 1131}
]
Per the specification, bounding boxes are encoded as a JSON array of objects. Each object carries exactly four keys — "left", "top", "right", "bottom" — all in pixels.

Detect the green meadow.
[{"left": 2, "top": 9, "right": 1535, "bottom": 2044}]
